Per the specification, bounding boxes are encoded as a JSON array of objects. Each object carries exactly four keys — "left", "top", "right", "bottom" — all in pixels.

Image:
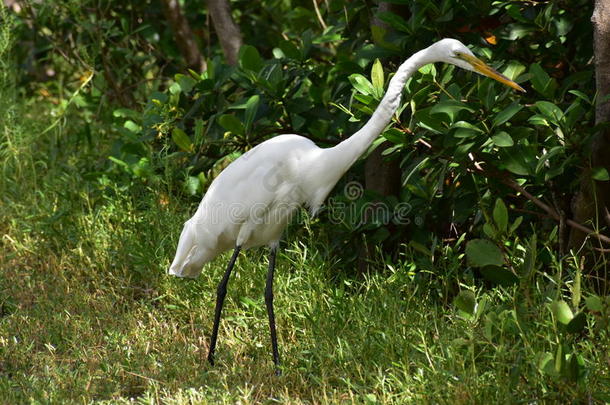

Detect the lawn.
[{"left": 1, "top": 120, "right": 608, "bottom": 403}]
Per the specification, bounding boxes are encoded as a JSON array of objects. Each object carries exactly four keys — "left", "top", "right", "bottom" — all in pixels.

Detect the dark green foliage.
[{"left": 96, "top": 1, "right": 598, "bottom": 278}]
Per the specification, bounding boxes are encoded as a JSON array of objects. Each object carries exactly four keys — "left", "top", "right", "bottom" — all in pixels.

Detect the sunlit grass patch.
[{"left": 0, "top": 82, "right": 608, "bottom": 405}]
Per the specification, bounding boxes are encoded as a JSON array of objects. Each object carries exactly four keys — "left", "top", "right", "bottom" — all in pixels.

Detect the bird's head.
[
  {"left": 430, "top": 38, "right": 525, "bottom": 92},
  {"left": 168, "top": 219, "right": 208, "bottom": 278}
]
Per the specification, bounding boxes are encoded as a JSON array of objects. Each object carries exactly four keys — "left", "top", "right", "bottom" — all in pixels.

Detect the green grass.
[
  {"left": 0, "top": 31, "right": 608, "bottom": 404},
  {"left": 1, "top": 130, "right": 609, "bottom": 404}
]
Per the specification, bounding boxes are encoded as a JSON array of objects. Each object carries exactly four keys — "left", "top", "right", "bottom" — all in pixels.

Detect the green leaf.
[
  {"left": 568, "top": 90, "right": 591, "bottom": 104},
  {"left": 528, "top": 114, "right": 550, "bottom": 127},
  {"left": 529, "top": 63, "right": 557, "bottom": 98},
  {"left": 175, "top": 73, "right": 196, "bottom": 93},
  {"left": 312, "top": 26, "right": 343, "bottom": 44},
  {"left": 365, "top": 393, "right": 378, "bottom": 404},
  {"left": 108, "top": 156, "right": 129, "bottom": 169},
  {"left": 382, "top": 128, "right": 404, "bottom": 144},
  {"left": 479, "top": 266, "right": 519, "bottom": 286},
  {"left": 239, "top": 45, "right": 264, "bottom": 72},
  {"left": 454, "top": 128, "right": 479, "bottom": 139},
  {"left": 218, "top": 114, "right": 245, "bottom": 136},
  {"left": 188, "top": 69, "right": 201, "bottom": 80},
  {"left": 499, "top": 150, "right": 530, "bottom": 176},
  {"left": 591, "top": 167, "right": 610, "bottom": 181},
  {"left": 538, "top": 352, "right": 555, "bottom": 375},
  {"left": 536, "top": 146, "right": 564, "bottom": 173},
  {"left": 169, "top": 82, "right": 181, "bottom": 95},
  {"left": 193, "top": 119, "right": 205, "bottom": 145},
  {"left": 430, "top": 100, "right": 474, "bottom": 123},
  {"left": 289, "top": 113, "right": 304, "bottom": 131},
  {"left": 535, "top": 101, "right": 564, "bottom": 125},
  {"left": 478, "top": 80, "right": 496, "bottom": 110},
  {"left": 554, "top": 16, "right": 573, "bottom": 36},
  {"left": 566, "top": 312, "right": 586, "bottom": 334},
  {"left": 506, "top": 23, "right": 535, "bottom": 40},
  {"left": 349, "top": 74, "right": 374, "bottom": 96},
  {"left": 452, "top": 121, "right": 484, "bottom": 132},
  {"left": 413, "top": 107, "right": 444, "bottom": 134},
  {"left": 113, "top": 108, "right": 140, "bottom": 120},
  {"left": 131, "top": 157, "right": 151, "bottom": 178},
  {"left": 418, "top": 63, "right": 437, "bottom": 78},
  {"left": 370, "top": 25, "right": 400, "bottom": 52},
  {"left": 502, "top": 60, "right": 526, "bottom": 81},
  {"left": 123, "top": 120, "right": 141, "bottom": 134},
  {"left": 354, "top": 94, "right": 375, "bottom": 106},
  {"left": 244, "top": 95, "right": 260, "bottom": 133},
  {"left": 172, "top": 127, "right": 193, "bottom": 152},
  {"left": 377, "top": 11, "right": 410, "bottom": 33},
  {"left": 454, "top": 142, "right": 475, "bottom": 160},
  {"left": 371, "top": 59, "right": 384, "bottom": 99},
  {"left": 409, "top": 240, "right": 431, "bottom": 256},
  {"left": 454, "top": 290, "right": 476, "bottom": 317},
  {"left": 278, "top": 39, "right": 301, "bottom": 60},
  {"left": 566, "top": 353, "right": 585, "bottom": 382},
  {"left": 554, "top": 344, "right": 563, "bottom": 374},
  {"left": 493, "top": 198, "right": 508, "bottom": 233},
  {"left": 491, "top": 131, "right": 514, "bottom": 147},
  {"left": 509, "top": 216, "right": 523, "bottom": 234},
  {"left": 550, "top": 300, "right": 573, "bottom": 325},
  {"left": 483, "top": 223, "right": 496, "bottom": 239},
  {"left": 186, "top": 175, "right": 200, "bottom": 196},
  {"left": 493, "top": 102, "right": 523, "bottom": 127},
  {"left": 585, "top": 295, "right": 603, "bottom": 312},
  {"left": 466, "top": 239, "right": 504, "bottom": 267}
]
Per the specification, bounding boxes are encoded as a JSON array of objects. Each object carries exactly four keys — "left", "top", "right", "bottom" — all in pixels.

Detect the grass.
[
  {"left": 1, "top": 124, "right": 609, "bottom": 404},
  {"left": 0, "top": 29, "right": 608, "bottom": 405}
]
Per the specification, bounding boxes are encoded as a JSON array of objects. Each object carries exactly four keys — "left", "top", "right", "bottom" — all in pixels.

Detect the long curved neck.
[{"left": 322, "top": 48, "right": 434, "bottom": 175}]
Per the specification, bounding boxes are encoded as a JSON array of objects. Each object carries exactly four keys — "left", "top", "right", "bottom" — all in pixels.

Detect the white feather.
[{"left": 168, "top": 38, "right": 508, "bottom": 277}]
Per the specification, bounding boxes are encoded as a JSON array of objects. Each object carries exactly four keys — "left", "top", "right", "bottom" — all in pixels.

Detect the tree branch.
[
  {"left": 472, "top": 164, "right": 610, "bottom": 246},
  {"left": 206, "top": 0, "right": 243, "bottom": 66},
  {"left": 160, "top": 0, "right": 206, "bottom": 71}
]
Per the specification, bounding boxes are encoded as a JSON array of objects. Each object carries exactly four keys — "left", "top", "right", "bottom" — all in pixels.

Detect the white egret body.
[{"left": 167, "top": 38, "right": 524, "bottom": 373}]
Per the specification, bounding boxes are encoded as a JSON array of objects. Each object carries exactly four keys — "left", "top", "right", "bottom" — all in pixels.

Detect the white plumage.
[
  {"left": 167, "top": 38, "right": 524, "bottom": 372},
  {"left": 168, "top": 134, "right": 335, "bottom": 277}
]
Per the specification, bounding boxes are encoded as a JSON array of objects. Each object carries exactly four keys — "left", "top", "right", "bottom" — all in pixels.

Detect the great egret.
[{"left": 168, "top": 38, "right": 524, "bottom": 374}]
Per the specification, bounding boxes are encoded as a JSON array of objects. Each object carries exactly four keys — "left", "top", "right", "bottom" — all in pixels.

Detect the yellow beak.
[{"left": 458, "top": 53, "right": 525, "bottom": 92}]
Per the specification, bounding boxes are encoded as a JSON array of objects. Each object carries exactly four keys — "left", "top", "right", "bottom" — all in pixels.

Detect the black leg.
[
  {"left": 208, "top": 245, "right": 241, "bottom": 366},
  {"left": 265, "top": 246, "right": 281, "bottom": 375}
]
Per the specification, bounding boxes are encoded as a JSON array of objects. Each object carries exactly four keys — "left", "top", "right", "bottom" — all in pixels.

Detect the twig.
[
  {"left": 510, "top": 207, "right": 553, "bottom": 219},
  {"left": 312, "top": 0, "right": 328, "bottom": 29},
  {"left": 412, "top": 142, "right": 610, "bottom": 247},
  {"left": 550, "top": 181, "right": 567, "bottom": 257},
  {"left": 604, "top": 206, "right": 610, "bottom": 228},
  {"left": 468, "top": 153, "right": 485, "bottom": 172},
  {"left": 41, "top": 71, "right": 95, "bottom": 135},
  {"left": 501, "top": 177, "right": 610, "bottom": 245},
  {"left": 122, "top": 369, "right": 164, "bottom": 385},
  {"left": 416, "top": 138, "right": 432, "bottom": 149}
]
